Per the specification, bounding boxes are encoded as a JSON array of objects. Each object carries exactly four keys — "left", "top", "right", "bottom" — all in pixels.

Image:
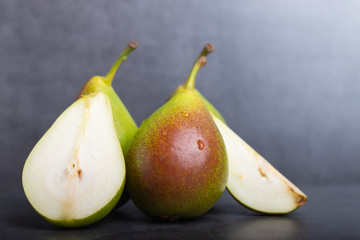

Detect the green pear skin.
[{"left": 170, "top": 84, "right": 226, "bottom": 124}]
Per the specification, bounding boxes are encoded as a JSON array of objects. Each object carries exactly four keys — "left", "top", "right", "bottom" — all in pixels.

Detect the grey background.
[{"left": 1, "top": 0, "right": 360, "bottom": 189}]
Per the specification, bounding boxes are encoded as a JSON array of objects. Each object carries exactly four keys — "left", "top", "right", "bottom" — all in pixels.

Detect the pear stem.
[
  {"left": 184, "top": 43, "right": 214, "bottom": 89},
  {"left": 104, "top": 41, "right": 138, "bottom": 85},
  {"left": 184, "top": 56, "right": 207, "bottom": 89}
]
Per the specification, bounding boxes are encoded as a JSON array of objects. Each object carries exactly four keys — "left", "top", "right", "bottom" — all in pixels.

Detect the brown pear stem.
[
  {"left": 199, "top": 43, "right": 215, "bottom": 59},
  {"left": 104, "top": 41, "right": 138, "bottom": 85},
  {"left": 184, "top": 43, "right": 214, "bottom": 89}
]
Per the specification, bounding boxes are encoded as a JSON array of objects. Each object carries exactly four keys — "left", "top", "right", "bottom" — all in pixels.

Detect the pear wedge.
[
  {"left": 212, "top": 115, "right": 307, "bottom": 214},
  {"left": 22, "top": 92, "right": 125, "bottom": 227}
]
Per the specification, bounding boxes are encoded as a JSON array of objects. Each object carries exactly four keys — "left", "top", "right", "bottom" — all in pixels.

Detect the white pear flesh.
[
  {"left": 22, "top": 92, "right": 125, "bottom": 227},
  {"left": 212, "top": 115, "right": 307, "bottom": 214}
]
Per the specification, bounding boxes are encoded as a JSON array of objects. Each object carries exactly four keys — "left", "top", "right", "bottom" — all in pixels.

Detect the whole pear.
[{"left": 126, "top": 57, "right": 228, "bottom": 221}]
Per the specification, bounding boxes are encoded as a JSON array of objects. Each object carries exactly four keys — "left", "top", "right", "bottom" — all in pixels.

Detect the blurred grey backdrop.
[{"left": 1, "top": 0, "right": 360, "bottom": 190}]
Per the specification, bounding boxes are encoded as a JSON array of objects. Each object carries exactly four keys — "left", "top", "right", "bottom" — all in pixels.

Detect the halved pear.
[
  {"left": 22, "top": 92, "right": 125, "bottom": 227},
  {"left": 212, "top": 116, "right": 307, "bottom": 214}
]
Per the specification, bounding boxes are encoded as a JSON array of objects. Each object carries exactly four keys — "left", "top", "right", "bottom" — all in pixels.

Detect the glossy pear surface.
[
  {"left": 170, "top": 85, "right": 226, "bottom": 124},
  {"left": 126, "top": 89, "right": 228, "bottom": 220},
  {"left": 22, "top": 92, "right": 125, "bottom": 227}
]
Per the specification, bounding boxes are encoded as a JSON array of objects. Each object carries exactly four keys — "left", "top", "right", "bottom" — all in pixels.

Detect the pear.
[
  {"left": 126, "top": 56, "right": 228, "bottom": 221},
  {"left": 170, "top": 44, "right": 307, "bottom": 214},
  {"left": 22, "top": 92, "right": 124, "bottom": 227},
  {"left": 22, "top": 42, "right": 138, "bottom": 227},
  {"left": 213, "top": 116, "right": 307, "bottom": 214}
]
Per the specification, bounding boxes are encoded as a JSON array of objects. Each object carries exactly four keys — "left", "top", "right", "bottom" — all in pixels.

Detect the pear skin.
[{"left": 126, "top": 87, "right": 228, "bottom": 220}]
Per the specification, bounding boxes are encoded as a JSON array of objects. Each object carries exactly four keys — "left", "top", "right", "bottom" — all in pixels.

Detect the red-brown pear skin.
[{"left": 126, "top": 89, "right": 228, "bottom": 220}]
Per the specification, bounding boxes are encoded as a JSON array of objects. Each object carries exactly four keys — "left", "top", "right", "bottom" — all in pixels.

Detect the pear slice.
[
  {"left": 212, "top": 115, "right": 307, "bottom": 214},
  {"left": 22, "top": 92, "right": 125, "bottom": 227}
]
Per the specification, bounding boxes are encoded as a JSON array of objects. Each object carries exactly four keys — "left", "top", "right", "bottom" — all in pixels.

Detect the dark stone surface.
[{"left": 1, "top": 185, "right": 359, "bottom": 239}]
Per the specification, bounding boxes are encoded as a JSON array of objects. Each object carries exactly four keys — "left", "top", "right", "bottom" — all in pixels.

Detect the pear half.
[
  {"left": 22, "top": 92, "right": 125, "bottom": 227},
  {"left": 212, "top": 115, "right": 307, "bottom": 214}
]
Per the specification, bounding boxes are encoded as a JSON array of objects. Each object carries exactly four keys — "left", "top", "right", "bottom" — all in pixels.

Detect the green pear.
[
  {"left": 170, "top": 44, "right": 307, "bottom": 214},
  {"left": 22, "top": 42, "right": 138, "bottom": 227},
  {"left": 126, "top": 56, "right": 228, "bottom": 221}
]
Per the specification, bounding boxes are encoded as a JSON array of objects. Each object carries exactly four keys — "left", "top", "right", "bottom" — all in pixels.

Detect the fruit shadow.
[
  {"left": 220, "top": 216, "right": 306, "bottom": 240},
  {"left": 7, "top": 210, "right": 125, "bottom": 240},
  {"left": 7, "top": 200, "right": 111, "bottom": 232},
  {"left": 111, "top": 207, "right": 224, "bottom": 239},
  {"left": 117, "top": 198, "right": 237, "bottom": 221},
  {"left": 7, "top": 209, "right": 55, "bottom": 230},
  {"left": 5, "top": 190, "right": 56, "bottom": 231},
  {"left": 7, "top": 208, "right": 108, "bottom": 232}
]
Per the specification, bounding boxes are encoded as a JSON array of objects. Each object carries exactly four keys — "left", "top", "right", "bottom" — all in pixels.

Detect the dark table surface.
[{"left": 1, "top": 184, "right": 358, "bottom": 240}]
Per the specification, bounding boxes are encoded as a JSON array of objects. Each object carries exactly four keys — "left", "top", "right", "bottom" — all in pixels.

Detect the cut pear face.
[
  {"left": 212, "top": 116, "right": 307, "bottom": 214},
  {"left": 22, "top": 92, "right": 125, "bottom": 227}
]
